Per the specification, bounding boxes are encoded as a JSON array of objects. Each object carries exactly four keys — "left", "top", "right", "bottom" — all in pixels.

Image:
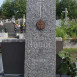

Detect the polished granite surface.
[{"left": 0, "top": 54, "right": 24, "bottom": 77}]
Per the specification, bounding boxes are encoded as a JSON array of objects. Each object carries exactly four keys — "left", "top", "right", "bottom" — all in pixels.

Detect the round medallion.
[{"left": 36, "top": 20, "right": 45, "bottom": 30}]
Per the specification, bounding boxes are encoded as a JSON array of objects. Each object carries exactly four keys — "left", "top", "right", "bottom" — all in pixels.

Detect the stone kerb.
[
  {"left": 56, "top": 37, "right": 62, "bottom": 41},
  {"left": 2, "top": 39, "right": 25, "bottom": 42}
]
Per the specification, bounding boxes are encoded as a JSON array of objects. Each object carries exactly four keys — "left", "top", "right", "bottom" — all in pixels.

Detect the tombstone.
[
  {"left": 56, "top": 37, "right": 63, "bottom": 74},
  {"left": 62, "top": 8, "right": 68, "bottom": 25},
  {"left": 4, "top": 23, "right": 15, "bottom": 37},
  {"left": 22, "top": 14, "right": 26, "bottom": 25},
  {"left": 25, "top": 0, "right": 56, "bottom": 77},
  {"left": 0, "top": 20, "right": 4, "bottom": 26},
  {"left": 22, "top": 14, "right": 26, "bottom": 32},
  {"left": 11, "top": 15, "right": 15, "bottom": 24},
  {"left": 14, "top": 19, "right": 21, "bottom": 33},
  {"left": 2, "top": 39, "right": 25, "bottom": 75},
  {"left": 56, "top": 19, "right": 62, "bottom": 27},
  {"left": 5, "top": 19, "right": 11, "bottom": 23},
  {"left": 75, "top": 62, "right": 77, "bottom": 74},
  {"left": 0, "top": 20, "right": 4, "bottom": 32},
  {"left": 0, "top": 33, "right": 8, "bottom": 42}
]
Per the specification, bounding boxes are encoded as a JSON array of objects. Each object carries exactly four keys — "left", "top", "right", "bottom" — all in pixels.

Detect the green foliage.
[
  {"left": 0, "top": 7, "right": 2, "bottom": 17},
  {"left": 13, "top": 0, "right": 26, "bottom": 18},
  {"left": 63, "top": 48, "right": 77, "bottom": 53},
  {"left": 56, "top": 20, "right": 77, "bottom": 38},
  {"left": 56, "top": 27, "right": 66, "bottom": 38},
  {"left": 63, "top": 48, "right": 77, "bottom": 62},
  {"left": 1, "top": 0, "right": 14, "bottom": 18},
  {"left": 65, "top": 21, "right": 77, "bottom": 37},
  {"left": 65, "top": 21, "right": 77, "bottom": 38},
  {"left": 58, "top": 50, "right": 77, "bottom": 77},
  {"left": 56, "top": 0, "right": 61, "bottom": 19},
  {"left": 58, "top": 62, "right": 69, "bottom": 74},
  {"left": 56, "top": 0, "right": 77, "bottom": 19},
  {"left": 0, "top": 0, "right": 26, "bottom": 19},
  {"left": 58, "top": 50, "right": 70, "bottom": 59}
]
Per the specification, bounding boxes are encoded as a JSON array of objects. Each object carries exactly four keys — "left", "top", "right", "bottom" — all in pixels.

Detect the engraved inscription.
[{"left": 26, "top": 40, "right": 52, "bottom": 49}]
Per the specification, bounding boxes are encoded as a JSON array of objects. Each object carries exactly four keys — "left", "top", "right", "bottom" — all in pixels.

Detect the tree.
[
  {"left": 56, "top": 0, "right": 61, "bottom": 19},
  {"left": 0, "top": 7, "right": 5, "bottom": 18},
  {"left": 56, "top": 0, "right": 77, "bottom": 19},
  {"left": 0, "top": 7, "right": 2, "bottom": 17},
  {"left": 0, "top": 0, "right": 26, "bottom": 19},
  {"left": 1, "top": 0, "right": 14, "bottom": 18},
  {"left": 13, "top": 0, "right": 26, "bottom": 18}
]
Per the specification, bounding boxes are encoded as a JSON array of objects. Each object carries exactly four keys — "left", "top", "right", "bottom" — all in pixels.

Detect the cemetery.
[
  {"left": 0, "top": 0, "right": 77, "bottom": 77},
  {"left": 56, "top": 7, "right": 77, "bottom": 77}
]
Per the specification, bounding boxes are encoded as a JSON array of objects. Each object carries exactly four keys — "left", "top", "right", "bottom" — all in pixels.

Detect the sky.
[{"left": 0, "top": 0, "right": 5, "bottom": 7}]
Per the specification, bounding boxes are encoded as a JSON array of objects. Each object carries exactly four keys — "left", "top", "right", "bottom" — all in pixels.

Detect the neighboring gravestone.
[
  {"left": 62, "top": 8, "right": 68, "bottom": 25},
  {"left": 4, "top": 23, "right": 14, "bottom": 33},
  {"left": 4, "top": 23, "right": 15, "bottom": 37},
  {"left": 75, "top": 62, "right": 77, "bottom": 75},
  {"left": 25, "top": 0, "right": 56, "bottom": 77}
]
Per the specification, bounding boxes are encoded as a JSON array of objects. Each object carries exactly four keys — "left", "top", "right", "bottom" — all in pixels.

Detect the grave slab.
[{"left": 25, "top": 0, "right": 56, "bottom": 77}]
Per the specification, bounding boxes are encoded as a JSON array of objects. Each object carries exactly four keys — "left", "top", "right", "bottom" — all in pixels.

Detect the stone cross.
[
  {"left": 25, "top": 0, "right": 56, "bottom": 77},
  {"left": 11, "top": 15, "right": 15, "bottom": 24},
  {"left": 22, "top": 14, "right": 25, "bottom": 25},
  {"left": 62, "top": 8, "right": 68, "bottom": 24},
  {"left": 39, "top": 0, "right": 44, "bottom": 18}
]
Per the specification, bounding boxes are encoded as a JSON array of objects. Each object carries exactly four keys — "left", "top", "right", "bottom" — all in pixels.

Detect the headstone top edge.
[{"left": 2, "top": 39, "right": 25, "bottom": 42}]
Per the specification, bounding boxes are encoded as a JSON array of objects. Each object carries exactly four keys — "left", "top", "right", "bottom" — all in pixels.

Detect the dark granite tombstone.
[
  {"left": 56, "top": 40, "right": 63, "bottom": 74},
  {"left": 1, "top": 39, "right": 25, "bottom": 75}
]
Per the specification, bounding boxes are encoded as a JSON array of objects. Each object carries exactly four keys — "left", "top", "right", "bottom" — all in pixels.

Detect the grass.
[{"left": 63, "top": 48, "right": 77, "bottom": 62}]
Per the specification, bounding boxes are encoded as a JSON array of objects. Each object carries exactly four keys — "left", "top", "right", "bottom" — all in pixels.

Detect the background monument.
[{"left": 25, "top": 0, "right": 56, "bottom": 77}]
